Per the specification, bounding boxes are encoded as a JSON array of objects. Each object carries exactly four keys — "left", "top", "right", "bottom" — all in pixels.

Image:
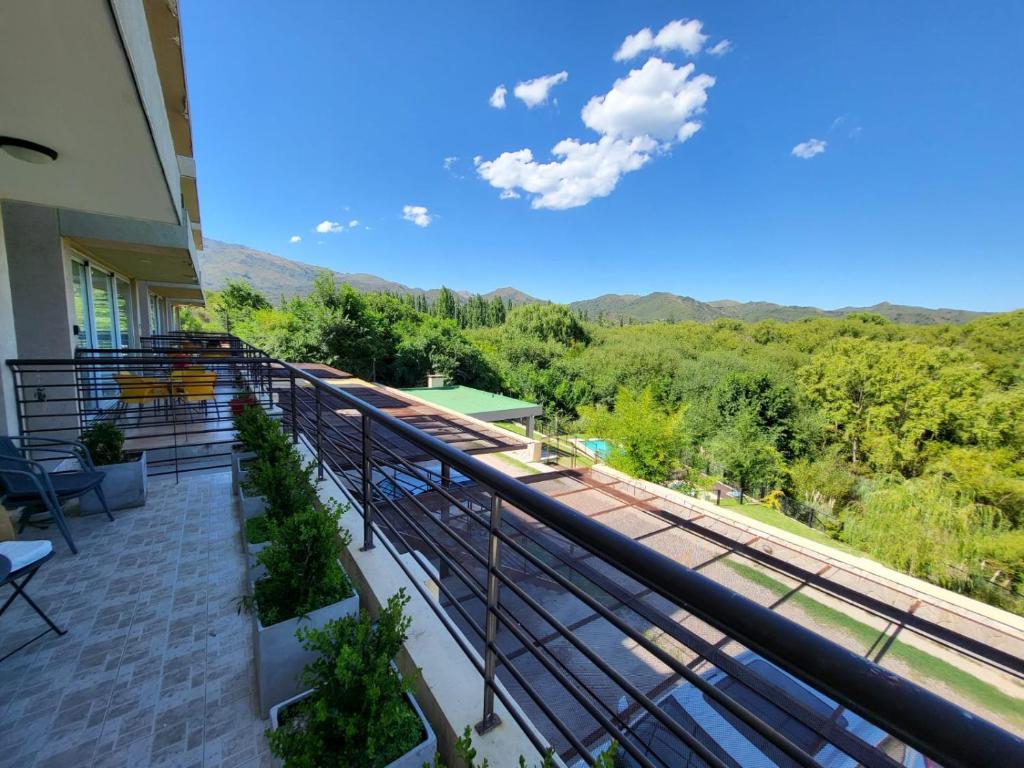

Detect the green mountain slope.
[
  {"left": 197, "top": 240, "right": 539, "bottom": 304},
  {"left": 572, "top": 292, "right": 989, "bottom": 325}
]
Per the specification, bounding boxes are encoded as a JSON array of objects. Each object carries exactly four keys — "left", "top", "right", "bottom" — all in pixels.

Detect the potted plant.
[
  {"left": 269, "top": 590, "right": 437, "bottom": 768},
  {"left": 232, "top": 401, "right": 270, "bottom": 496},
  {"left": 242, "top": 500, "right": 359, "bottom": 716},
  {"left": 79, "top": 420, "right": 147, "bottom": 513},
  {"left": 229, "top": 388, "right": 258, "bottom": 417}
]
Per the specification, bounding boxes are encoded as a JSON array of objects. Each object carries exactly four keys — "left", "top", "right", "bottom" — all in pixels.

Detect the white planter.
[
  {"left": 248, "top": 540, "right": 268, "bottom": 557},
  {"left": 268, "top": 686, "right": 437, "bottom": 768},
  {"left": 252, "top": 574, "right": 360, "bottom": 717},
  {"left": 232, "top": 449, "right": 256, "bottom": 497},
  {"left": 80, "top": 451, "right": 147, "bottom": 514},
  {"left": 239, "top": 484, "right": 266, "bottom": 520}
]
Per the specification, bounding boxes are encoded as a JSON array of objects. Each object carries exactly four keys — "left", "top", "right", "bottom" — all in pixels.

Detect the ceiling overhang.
[{"left": 0, "top": 0, "right": 181, "bottom": 224}]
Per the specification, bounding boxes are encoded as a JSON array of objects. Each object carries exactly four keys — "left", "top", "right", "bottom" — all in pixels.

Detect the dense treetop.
[{"left": 185, "top": 279, "right": 1024, "bottom": 611}]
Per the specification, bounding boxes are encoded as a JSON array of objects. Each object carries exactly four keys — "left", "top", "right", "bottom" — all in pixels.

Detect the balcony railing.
[
  {"left": 7, "top": 334, "right": 1023, "bottom": 767},
  {"left": 7, "top": 335, "right": 277, "bottom": 477}
]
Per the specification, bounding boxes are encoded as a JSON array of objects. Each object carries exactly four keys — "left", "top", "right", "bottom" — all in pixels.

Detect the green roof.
[{"left": 401, "top": 385, "right": 542, "bottom": 420}]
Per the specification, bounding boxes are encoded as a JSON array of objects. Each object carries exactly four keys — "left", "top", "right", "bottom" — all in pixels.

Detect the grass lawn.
[
  {"left": 721, "top": 559, "right": 1024, "bottom": 726},
  {"left": 716, "top": 496, "right": 857, "bottom": 554},
  {"left": 494, "top": 451, "right": 542, "bottom": 475}
]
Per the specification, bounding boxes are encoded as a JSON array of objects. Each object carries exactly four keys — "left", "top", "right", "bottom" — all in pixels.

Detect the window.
[
  {"left": 71, "top": 261, "right": 92, "bottom": 350},
  {"left": 91, "top": 267, "right": 115, "bottom": 349},
  {"left": 149, "top": 293, "right": 162, "bottom": 334},
  {"left": 116, "top": 278, "right": 133, "bottom": 348},
  {"left": 70, "top": 254, "right": 135, "bottom": 350}
]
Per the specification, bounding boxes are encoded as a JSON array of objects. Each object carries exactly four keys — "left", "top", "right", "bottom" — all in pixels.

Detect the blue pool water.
[{"left": 583, "top": 438, "right": 610, "bottom": 459}]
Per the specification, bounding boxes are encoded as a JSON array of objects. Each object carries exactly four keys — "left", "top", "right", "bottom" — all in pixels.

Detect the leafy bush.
[
  {"left": 81, "top": 420, "right": 126, "bottom": 466},
  {"left": 268, "top": 590, "right": 422, "bottom": 768},
  {"left": 247, "top": 451, "right": 318, "bottom": 525},
  {"left": 841, "top": 475, "right": 1002, "bottom": 590},
  {"left": 236, "top": 406, "right": 318, "bottom": 524},
  {"left": 579, "top": 387, "right": 687, "bottom": 483},
  {"left": 233, "top": 404, "right": 281, "bottom": 456},
  {"left": 251, "top": 501, "right": 353, "bottom": 626}
]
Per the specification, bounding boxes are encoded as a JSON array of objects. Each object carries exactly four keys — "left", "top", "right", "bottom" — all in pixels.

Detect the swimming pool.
[{"left": 583, "top": 438, "right": 610, "bottom": 459}]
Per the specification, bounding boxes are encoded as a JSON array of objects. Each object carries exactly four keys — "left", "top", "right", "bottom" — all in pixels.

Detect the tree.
[
  {"left": 709, "top": 410, "right": 784, "bottom": 503},
  {"left": 798, "top": 339, "right": 984, "bottom": 475},
  {"left": 434, "top": 286, "right": 459, "bottom": 321},
  {"left": 579, "top": 387, "right": 687, "bottom": 483},
  {"left": 505, "top": 304, "right": 590, "bottom": 346}
]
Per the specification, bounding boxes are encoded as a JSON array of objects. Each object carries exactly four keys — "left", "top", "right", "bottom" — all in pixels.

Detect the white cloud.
[
  {"left": 477, "top": 135, "right": 658, "bottom": 210},
  {"left": 791, "top": 138, "right": 827, "bottom": 159},
  {"left": 348, "top": 219, "right": 359, "bottom": 228},
  {"left": 513, "top": 71, "right": 569, "bottom": 108},
  {"left": 489, "top": 84, "right": 507, "bottom": 109},
  {"left": 289, "top": 235, "right": 302, "bottom": 243},
  {"left": 442, "top": 156, "right": 458, "bottom": 170},
  {"left": 614, "top": 19, "right": 707, "bottom": 61},
  {"left": 582, "top": 57, "right": 714, "bottom": 142},
  {"left": 315, "top": 220, "right": 343, "bottom": 233},
  {"left": 402, "top": 205, "right": 433, "bottom": 227},
  {"left": 707, "top": 39, "right": 733, "bottom": 57},
  {"left": 478, "top": 42, "right": 717, "bottom": 209}
]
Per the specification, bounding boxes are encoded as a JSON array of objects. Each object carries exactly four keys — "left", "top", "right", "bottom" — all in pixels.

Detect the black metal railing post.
[
  {"left": 477, "top": 490, "right": 503, "bottom": 735},
  {"left": 439, "top": 463, "right": 451, "bottom": 579},
  {"left": 289, "top": 370, "right": 298, "bottom": 444},
  {"left": 314, "top": 385, "right": 324, "bottom": 481},
  {"left": 361, "top": 413, "right": 375, "bottom": 551}
]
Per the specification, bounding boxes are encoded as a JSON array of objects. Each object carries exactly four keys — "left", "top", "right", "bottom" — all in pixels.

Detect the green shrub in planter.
[
  {"left": 234, "top": 403, "right": 287, "bottom": 458},
  {"left": 250, "top": 501, "right": 353, "bottom": 626},
  {"left": 268, "top": 590, "right": 423, "bottom": 768},
  {"left": 81, "top": 420, "right": 126, "bottom": 466},
  {"left": 246, "top": 449, "right": 317, "bottom": 525}
]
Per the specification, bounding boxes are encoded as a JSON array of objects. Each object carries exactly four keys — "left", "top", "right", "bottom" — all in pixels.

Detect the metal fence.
[
  {"left": 6, "top": 339, "right": 276, "bottom": 477},
  {"left": 8, "top": 334, "right": 1023, "bottom": 766},
  {"left": 272, "top": 357, "right": 1023, "bottom": 768}
]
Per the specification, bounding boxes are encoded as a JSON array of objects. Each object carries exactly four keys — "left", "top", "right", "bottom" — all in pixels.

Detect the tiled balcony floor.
[{"left": 0, "top": 471, "right": 270, "bottom": 768}]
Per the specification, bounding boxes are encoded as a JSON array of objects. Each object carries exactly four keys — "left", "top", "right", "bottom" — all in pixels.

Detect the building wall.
[
  {"left": 0, "top": 210, "right": 19, "bottom": 434},
  {"left": 1, "top": 202, "right": 79, "bottom": 440},
  {"left": 1, "top": 202, "right": 74, "bottom": 359}
]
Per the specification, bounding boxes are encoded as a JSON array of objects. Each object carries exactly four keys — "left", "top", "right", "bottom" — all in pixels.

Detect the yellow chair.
[
  {"left": 170, "top": 367, "right": 217, "bottom": 421},
  {"left": 114, "top": 371, "right": 169, "bottom": 425}
]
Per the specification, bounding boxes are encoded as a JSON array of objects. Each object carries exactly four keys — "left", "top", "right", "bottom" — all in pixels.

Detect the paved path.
[{"left": 0, "top": 471, "right": 271, "bottom": 768}]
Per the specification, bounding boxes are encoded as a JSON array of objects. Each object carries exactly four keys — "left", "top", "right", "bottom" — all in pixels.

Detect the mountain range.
[
  {"left": 197, "top": 239, "right": 537, "bottom": 305},
  {"left": 568, "top": 292, "right": 989, "bottom": 325},
  {"left": 197, "top": 239, "right": 989, "bottom": 325}
]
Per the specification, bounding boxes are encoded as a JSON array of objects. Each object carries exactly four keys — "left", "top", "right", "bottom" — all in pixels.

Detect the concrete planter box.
[
  {"left": 248, "top": 540, "right": 268, "bottom": 557},
  {"left": 232, "top": 449, "right": 256, "bottom": 497},
  {"left": 80, "top": 451, "right": 147, "bottom": 514},
  {"left": 252, "top": 571, "right": 360, "bottom": 717},
  {"left": 239, "top": 484, "right": 266, "bottom": 520},
  {"left": 268, "top": 686, "right": 436, "bottom": 768}
]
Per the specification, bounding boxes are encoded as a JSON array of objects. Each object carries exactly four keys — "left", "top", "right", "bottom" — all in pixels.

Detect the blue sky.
[{"left": 182, "top": 1, "right": 1023, "bottom": 311}]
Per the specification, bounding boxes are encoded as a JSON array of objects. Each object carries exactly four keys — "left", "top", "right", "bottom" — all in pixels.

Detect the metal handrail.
[
  {"left": 272, "top": 356, "right": 1024, "bottom": 768},
  {"left": 7, "top": 341, "right": 1022, "bottom": 766}
]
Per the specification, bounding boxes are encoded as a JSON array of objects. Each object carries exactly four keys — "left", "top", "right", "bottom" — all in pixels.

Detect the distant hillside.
[
  {"left": 570, "top": 292, "right": 722, "bottom": 323},
  {"left": 571, "top": 293, "right": 989, "bottom": 325},
  {"left": 197, "top": 240, "right": 540, "bottom": 305},
  {"left": 198, "top": 240, "right": 990, "bottom": 325}
]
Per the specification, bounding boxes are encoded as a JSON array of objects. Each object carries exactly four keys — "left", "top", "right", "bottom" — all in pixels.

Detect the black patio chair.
[
  {"left": 0, "top": 540, "right": 66, "bottom": 662},
  {"left": 0, "top": 436, "right": 114, "bottom": 554}
]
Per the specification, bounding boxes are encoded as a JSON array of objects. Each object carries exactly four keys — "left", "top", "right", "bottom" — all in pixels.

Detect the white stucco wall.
[{"left": 0, "top": 210, "right": 20, "bottom": 434}]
